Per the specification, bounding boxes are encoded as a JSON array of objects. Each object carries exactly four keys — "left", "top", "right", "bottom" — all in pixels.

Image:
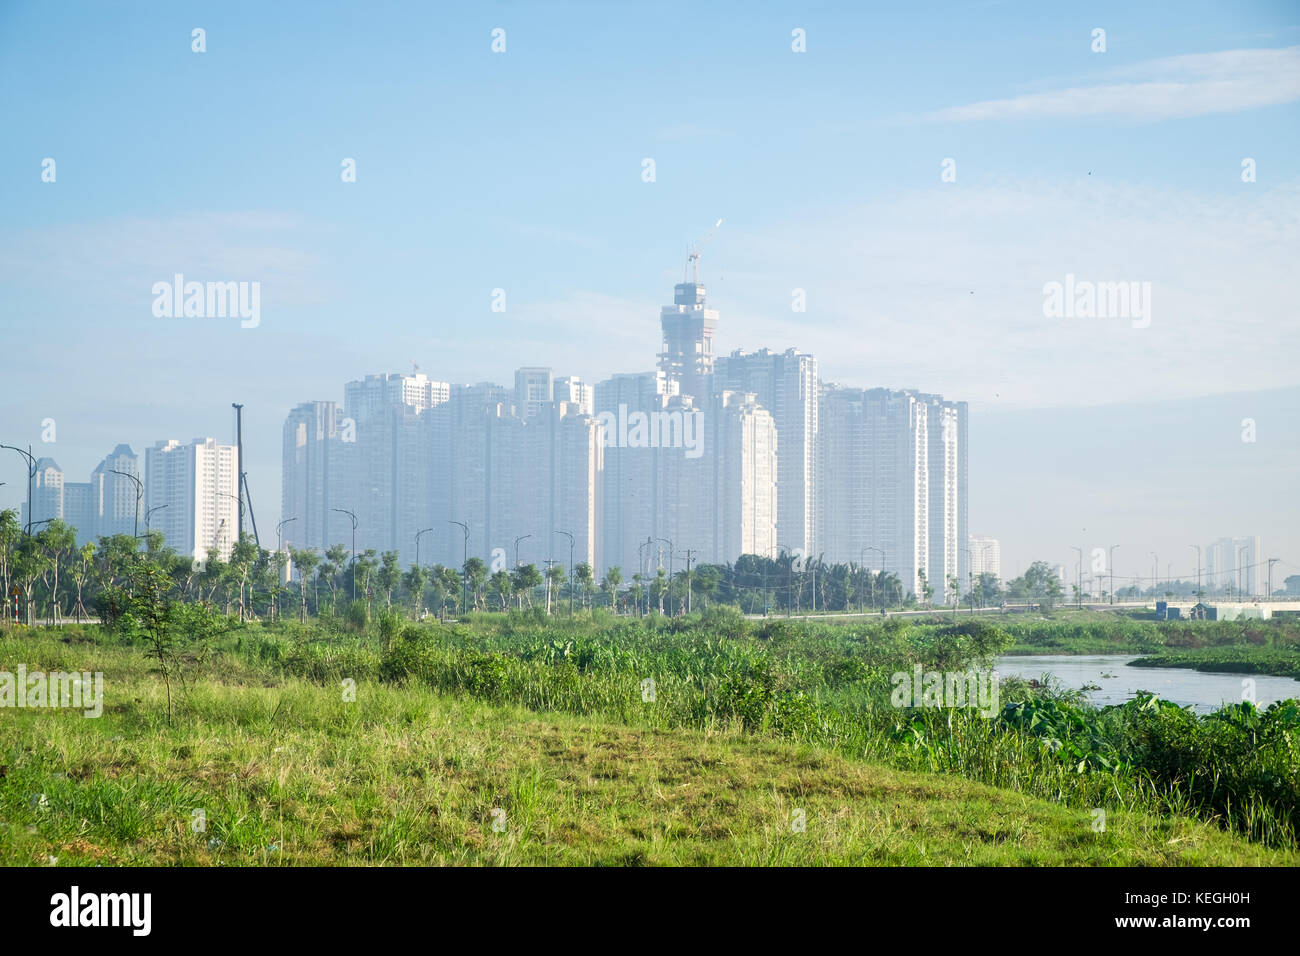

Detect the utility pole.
[
  {"left": 1189, "top": 544, "right": 1202, "bottom": 602},
  {"left": 332, "top": 508, "right": 358, "bottom": 602},
  {"left": 1149, "top": 552, "right": 1158, "bottom": 602},
  {"left": 543, "top": 558, "right": 556, "bottom": 615},
  {"left": 681, "top": 548, "right": 697, "bottom": 614},
  {"left": 1268, "top": 557, "right": 1279, "bottom": 600},
  {"left": 449, "top": 520, "right": 469, "bottom": 612},
  {"left": 1109, "top": 545, "right": 1119, "bottom": 606}
]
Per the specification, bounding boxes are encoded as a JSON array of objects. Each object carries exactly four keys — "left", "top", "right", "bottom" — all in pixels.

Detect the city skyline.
[{"left": 2, "top": 1, "right": 1297, "bottom": 580}]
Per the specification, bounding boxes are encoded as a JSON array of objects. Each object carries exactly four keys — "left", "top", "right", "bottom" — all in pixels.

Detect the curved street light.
[{"left": 332, "top": 508, "right": 358, "bottom": 601}]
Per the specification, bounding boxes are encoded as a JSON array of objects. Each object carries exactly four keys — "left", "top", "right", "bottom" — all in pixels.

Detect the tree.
[
  {"left": 947, "top": 574, "right": 960, "bottom": 616},
  {"left": 918, "top": 569, "right": 934, "bottom": 607},
  {"left": 600, "top": 566, "right": 622, "bottom": 611},
  {"left": 402, "top": 564, "right": 429, "bottom": 618},
  {"left": 545, "top": 563, "right": 567, "bottom": 614},
  {"left": 37, "top": 520, "right": 76, "bottom": 623},
  {"left": 490, "top": 569, "right": 513, "bottom": 610},
  {"left": 377, "top": 551, "right": 402, "bottom": 609},
  {"left": 512, "top": 563, "right": 541, "bottom": 610},
  {"left": 289, "top": 548, "right": 319, "bottom": 622},
  {"left": 574, "top": 562, "right": 595, "bottom": 611},
  {"left": 228, "top": 534, "right": 259, "bottom": 622}
]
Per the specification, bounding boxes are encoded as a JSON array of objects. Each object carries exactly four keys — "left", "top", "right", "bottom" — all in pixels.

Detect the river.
[{"left": 994, "top": 654, "right": 1300, "bottom": 714}]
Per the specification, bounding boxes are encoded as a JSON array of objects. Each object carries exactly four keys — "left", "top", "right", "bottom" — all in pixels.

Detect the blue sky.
[{"left": 1, "top": 0, "right": 1298, "bottom": 576}]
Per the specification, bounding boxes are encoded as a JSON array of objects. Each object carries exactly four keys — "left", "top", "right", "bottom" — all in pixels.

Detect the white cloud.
[{"left": 924, "top": 46, "right": 1300, "bottom": 122}]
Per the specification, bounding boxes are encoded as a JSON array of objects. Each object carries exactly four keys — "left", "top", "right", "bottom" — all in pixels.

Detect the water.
[{"left": 994, "top": 654, "right": 1300, "bottom": 714}]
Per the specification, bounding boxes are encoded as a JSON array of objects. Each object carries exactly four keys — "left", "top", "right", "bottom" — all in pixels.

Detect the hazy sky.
[{"left": 1, "top": 1, "right": 1297, "bottom": 579}]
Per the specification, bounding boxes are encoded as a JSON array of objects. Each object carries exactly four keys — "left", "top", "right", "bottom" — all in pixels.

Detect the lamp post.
[
  {"left": 514, "top": 534, "right": 531, "bottom": 569},
  {"left": 656, "top": 537, "right": 674, "bottom": 616},
  {"left": 448, "top": 520, "right": 469, "bottom": 612},
  {"left": 415, "top": 527, "right": 434, "bottom": 568},
  {"left": 1149, "top": 552, "right": 1158, "bottom": 603},
  {"left": 332, "top": 508, "right": 358, "bottom": 602},
  {"left": 1189, "top": 544, "right": 1201, "bottom": 602},
  {"left": 553, "top": 530, "right": 575, "bottom": 614},
  {"left": 109, "top": 468, "right": 143, "bottom": 540},
  {"left": 1071, "top": 546, "right": 1083, "bottom": 608},
  {"left": 276, "top": 516, "right": 297, "bottom": 555},
  {"left": 0, "top": 444, "right": 37, "bottom": 536},
  {"left": 145, "top": 504, "right": 169, "bottom": 533},
  {"left": 864, "top": 546, "right": 884, "bottom": 612},
  {"left": 1108, "top": 545, "right": 1119, "bottom": 605}
]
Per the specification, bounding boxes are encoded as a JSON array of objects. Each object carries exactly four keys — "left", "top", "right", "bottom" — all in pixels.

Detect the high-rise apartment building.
[
  {"left": 818, "top": 386, "right": 967, "bottom": 603},
  {"left": 969, "top": 536, "right": 1001, "bottom": 580},
  {"left": 90, "top": 444, "right": 142, "bottom": 540},
  {"left": 145, "top": 438, "right": 240, "bottom": 560},
  {"left": 1205, "top": 536, "right": 1262, "bottom": 596},
  {"left": 514, "top": 367, "right": 554, "bottom": 423},
  {"left": 659, "top": 268, "right": 718, "bottom": 402},
  {"left": 714, "top": 348, "right": 818, "bottom": 558}
]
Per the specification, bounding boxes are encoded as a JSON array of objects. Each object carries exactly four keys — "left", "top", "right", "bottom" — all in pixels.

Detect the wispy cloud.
[{"left": 924, "top": 46, "right": 1300, "bottom": 123}]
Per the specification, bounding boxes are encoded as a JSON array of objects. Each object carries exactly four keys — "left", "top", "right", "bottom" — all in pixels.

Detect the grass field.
[{"left": 2, "top": 612, "right": 1297, "bottom": 866}]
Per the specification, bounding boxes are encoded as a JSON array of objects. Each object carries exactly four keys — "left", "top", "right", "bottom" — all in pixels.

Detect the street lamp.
[
  {"left": 1189, "top": 544, "right": 1202, "bottom": 601},
  {"left": 655, "top": 537, "right": 674, "bottom": 615},
  {"left": 109, "top": 468, "right": 144, "bottom": 540},
  {"left": 553, "top": 530, "right": 575, "bottom": 614},
  {"left": 1071, "top": 546, "right": 1083, "bottom": 608},
  {"left": 0, "top": 444, "right": 37, "bottom": 536},
  {"left": 277, "top": 516, "right": 297, "bottom": 554},
  {"left": 864, "top": 546, "right": 884, "bottom": 612},
  {"left": 1150, "top": 552, "right": 1158, "bottom": 602},
  {"left": 415, "top": 527, "right": 434, "bottom": 568},
  {"left": 448, "top": 521, "right": 469, "bottom": 612},
  {"left": 1108, "top": 545, "right": 1119, "bottom": 605},
  {"left": 514, "top": 534, "right": 531, "bottom": 569},
  {"left": 332, "top": 508, "right": 358, "bottom": 601},
  {"left": 145, "top": 504, "right": 169, "bottom": 533}
]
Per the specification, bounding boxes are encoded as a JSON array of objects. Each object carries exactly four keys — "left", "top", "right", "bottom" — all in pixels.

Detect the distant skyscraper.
[
  {"left": 553, "top": 375, "right": 594, "bottom": 416},
  {"left": 146, "top": 438, "right": 239, "bottom": 560},
  {"left": 282, "top": 401, "right": 342, "bottom": 553},
  {"left": 659, "top": 263, "right": 719, "bottom": 401},
  {"left": 970, "top": 536, "right": 1001, "bottom": 581},
  {"left": 715, "top": 348, "right": 818, "bottom": 558},
  {"left": 514, "top": 367, "right": 554, "bottom": 423},
  {"left": 707, "top": 391, "right": 778, "bottom": 563},
  {"left": 90, "top": 444, "right": 142, "bottom": 541},
  {"left": 27, "top": 457, "right": 64, "bottom": 528},
  {"left": 819, "top": 386, "right": 967, "bottom": 602},
  {"left": 593, "top": 370, "right": 678, "bottom": 575},
  {"left": 1205, "top": 536, "right": 1261, "bottom": 596}
]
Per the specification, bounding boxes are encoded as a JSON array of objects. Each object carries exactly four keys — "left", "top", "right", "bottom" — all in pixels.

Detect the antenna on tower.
[
  {"left": 410, "top": 360, "right": 420, "bottom": 376},
  {"left": 686, "top": 218, "right": 723, "bottom": 284}
]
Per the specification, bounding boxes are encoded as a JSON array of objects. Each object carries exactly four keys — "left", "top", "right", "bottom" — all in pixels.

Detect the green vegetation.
[
  {"left": 4, "top": 589, "right": 1299, "bottom": 863},
  {"left": 1, "top": 622, "right": 1293, "bottom": 866}
]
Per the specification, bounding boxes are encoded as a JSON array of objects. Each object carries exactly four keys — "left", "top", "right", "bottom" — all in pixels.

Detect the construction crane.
[
  {"left": 686, "top": 218, "right": 723, "bottom": 284},
  {"left": 231, "top": 403, "right": 261, "bottom": 548}
]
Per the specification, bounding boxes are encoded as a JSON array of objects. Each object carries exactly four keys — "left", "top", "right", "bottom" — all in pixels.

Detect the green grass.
[
  {"left": 1, "top": 661, "right": 1291, "bottom": 866},
  {"left": 3, "top": 612, "right": 1298, "bottom": 864},
  {"left": 1131, "top": 646, "right": 1300, "bottom": 680}
]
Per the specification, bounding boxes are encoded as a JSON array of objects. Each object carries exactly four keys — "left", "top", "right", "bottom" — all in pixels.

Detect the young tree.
[
  {"left": 377, "top": 550, "right": 402, "bottom": 609},
  {"left": 288, "top": 547, "right": 319, "bottom": 621},
  {"left": 574, "top": 562, "right": 594, "bottom": 610},
  {"left": 600, "top": 566, "right": 622, "bottom": 611},
  {"left": 490, "top": 569, "right": 513, "bottom": 610}
]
